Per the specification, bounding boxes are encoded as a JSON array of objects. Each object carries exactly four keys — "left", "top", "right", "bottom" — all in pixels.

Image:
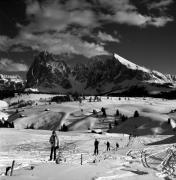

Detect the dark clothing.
[
  {"left": 116, "top": 143, "right": 119, "bottom": 151},
  {"left": 50, "top": 134, "right": 56, "bottom": 147},
  {"left": 107, "top": 146, "right": 110, "bottom": 151},
  {"left": 94, "top": 147, "right": 99, "bottom": 155},
  {"left": 94, "top": 140, "right": 99, "bottom": 147},
  {"left": 94, "top": 140, "right": 99, "bottom": 155},
  {"left": 107, "top": 142, "right": 110, "bottom": 151},
  {"left": 49, "top": 132, "right": 59, "bottom": 160},
  {"left": 50, "top": 146, "right": 57, "bottom": 160},
  {"left": 101, "top": 107, "right": 107, "bottom": 117},
  {"left": 50, "top": 134, "right": 59, "bottom": 147}
]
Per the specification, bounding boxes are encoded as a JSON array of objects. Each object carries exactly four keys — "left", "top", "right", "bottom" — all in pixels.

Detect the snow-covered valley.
[{"left": 1, "top": 95, "right": 176, "bottom": 180}]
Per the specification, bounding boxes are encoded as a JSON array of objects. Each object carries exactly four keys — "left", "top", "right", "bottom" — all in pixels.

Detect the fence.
[{"left": 127, "top": 145, "right": 176, "bottom": 178}]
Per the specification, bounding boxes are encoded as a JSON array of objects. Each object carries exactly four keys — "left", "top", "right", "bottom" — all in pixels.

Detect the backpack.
[{"left": 50, "top": 134, "right": 55, "bottom": 145}]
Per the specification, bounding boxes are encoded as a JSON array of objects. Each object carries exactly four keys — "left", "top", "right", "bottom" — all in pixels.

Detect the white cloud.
[
  {"left": 97, "top": 31, "right": 120, "bottom": 42},
  {"left": 24, "top": 0, "right": 98, "bottom": 33},
  {"left": 99, "top": 0, "right": 173, "bottom": 27},
  {"left": 0, "top": 58, "right": 28, "bottom": 72},
  {"left": 23, "top": 0, "right": 173, "bottom": 33},
  {"left": 26, "top": 0, "right": 40, "bottom": 15},
  {"left": 148, "top": 0, "right": 174, "bottom": 9},
  {"left": 98, "top": 0, "right": 136, "bottom": 12},
  {"left": 113, "top": 11, "right": 151, "bottom": 26},
  {"left": 9, "top": 31, "right": 109, "bottom": 57},
  {"left": 44, "top": 33, "right": 109, "bottom": 57},
  {"left": 0, "top": 36, "right": 11, "bottom": 51},
  {"left": 0, "top": 0, "right": 174, "bottom": 57},
  {"left": 11, "top": 0, "right": 105, "bottom": 57},
  {"left": 112, "top": 11, "right": 173, "bottom": 27},
  {"left": 149, "top": 16, "right": 173, "bottom": 27}
]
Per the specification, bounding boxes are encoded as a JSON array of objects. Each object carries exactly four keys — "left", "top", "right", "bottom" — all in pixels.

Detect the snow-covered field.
[
  {"left": 1, "top": 95, "right": 176, "bottom": 180},
  {"left": 0, "top": 100, "right": 8, "bottom": 120}
]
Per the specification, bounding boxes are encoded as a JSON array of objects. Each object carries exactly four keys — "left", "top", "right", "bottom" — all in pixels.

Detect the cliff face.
[
  {"left": 26, "top": 51, "right": 176, "bottom": 95},
  {"left": 27, "top": 51, "right": 71, "bottom": 90}
]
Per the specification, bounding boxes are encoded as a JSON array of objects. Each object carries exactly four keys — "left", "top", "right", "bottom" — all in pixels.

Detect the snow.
[
  {"left": 170, "top": 118, "right": 176, "bottom": 129},
  {"left": 0, "top": 74, "right": 23, "bottom": 83},
  {"left": 114, "top": 53, "right": 176, "bottom": 86},
  {"left": 0, "top": 100, "right": 8, "bottom": 110},
  {"left": 24, "top": 88, "right": 39, "bottom": 92},
  {"left": 96, "top": 172, "right": 135, "bottom": 180},
  {"left": 114, "top": 53, "right": 150, "bottom": 73},
  {"left": 0, "top": 100, "right": 8, "bottom": 120},
  {"left": 1, "top": 96, "right": 176, "bottom": 179},
  {"left": 5, "top": 93, "right": 57, "bottom": 104}
]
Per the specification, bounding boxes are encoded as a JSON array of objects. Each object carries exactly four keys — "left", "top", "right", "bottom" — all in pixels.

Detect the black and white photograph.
[{"left": 0, "top": 0, "right": 176, "bottom": 179}]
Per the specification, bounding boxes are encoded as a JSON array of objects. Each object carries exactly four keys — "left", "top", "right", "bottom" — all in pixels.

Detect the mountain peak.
[
  {"left": 26, "top": 51, "right": 176, "bottom": 95},
  {"left": 114, "top": 53, "right": 150, "bottom": 73}
]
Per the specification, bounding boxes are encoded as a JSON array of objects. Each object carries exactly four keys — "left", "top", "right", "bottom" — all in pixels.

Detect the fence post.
[
  {"left": 10, "top": 160, "right": 15, "bottom": 176},
  {"left": 81, "top": 154, "right": 83, "bottom": 165}
]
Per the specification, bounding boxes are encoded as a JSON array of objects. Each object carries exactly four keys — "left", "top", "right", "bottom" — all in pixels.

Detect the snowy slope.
[
  {"left": 1, "top": 97, "right": 176, "bottom": 179},
  {"left": 114, "top": 53, "right": 150, "bottom": 73},
  {"left": 0, "top": 100, "right": 9, "bottom": 120},
  {"left": 114, "top": 53, "right": 176, "bottom": 86}
]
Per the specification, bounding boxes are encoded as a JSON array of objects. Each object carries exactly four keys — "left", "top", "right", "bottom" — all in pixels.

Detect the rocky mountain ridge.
[{"left": 26, "top": 51, "right": 176, "bottom": 95}]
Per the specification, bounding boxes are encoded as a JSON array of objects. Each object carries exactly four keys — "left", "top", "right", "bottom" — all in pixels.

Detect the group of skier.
[
  {"left": 94, "top": 139, "right": 119, "bottom": 155},
  {"left": 49, "top": 131, "right": 120, "bottom": 161}
]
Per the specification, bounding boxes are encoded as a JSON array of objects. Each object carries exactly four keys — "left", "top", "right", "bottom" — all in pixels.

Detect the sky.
[{"left": 0, "top": 0, "right": 176, "bottom": 78}]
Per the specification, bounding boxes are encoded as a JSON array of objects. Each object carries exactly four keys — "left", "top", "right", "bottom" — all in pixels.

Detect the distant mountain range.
[
  {"left": 25, "top": 51, "right": 176, "bottom": 95},
  {"left": 0, "top": 74, "right": 25, "bottom": 91}
]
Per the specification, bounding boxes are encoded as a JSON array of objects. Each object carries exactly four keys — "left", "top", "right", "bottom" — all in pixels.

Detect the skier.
[
  {"left": 109, "top": 122, "right": 112, "bottom": 129},
  {"left": 116, "top": 142, "right": 119, "bottom": 151},
  {"left": 107, "top": 141, "right": 110, "bottom": 151},
  {"left": 94, "top": 139, "right": 99, "bottom": 155},
  {"left": 49, "top": 130, "right": 59, "bottom": 161},
  {"left": 101, "top": 107, "right": 107, "bottom": 117}
]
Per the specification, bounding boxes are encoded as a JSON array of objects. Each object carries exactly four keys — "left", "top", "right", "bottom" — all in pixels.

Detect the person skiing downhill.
[{"left": 49, "top": 130, "right": 59, "bottom": 161}]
